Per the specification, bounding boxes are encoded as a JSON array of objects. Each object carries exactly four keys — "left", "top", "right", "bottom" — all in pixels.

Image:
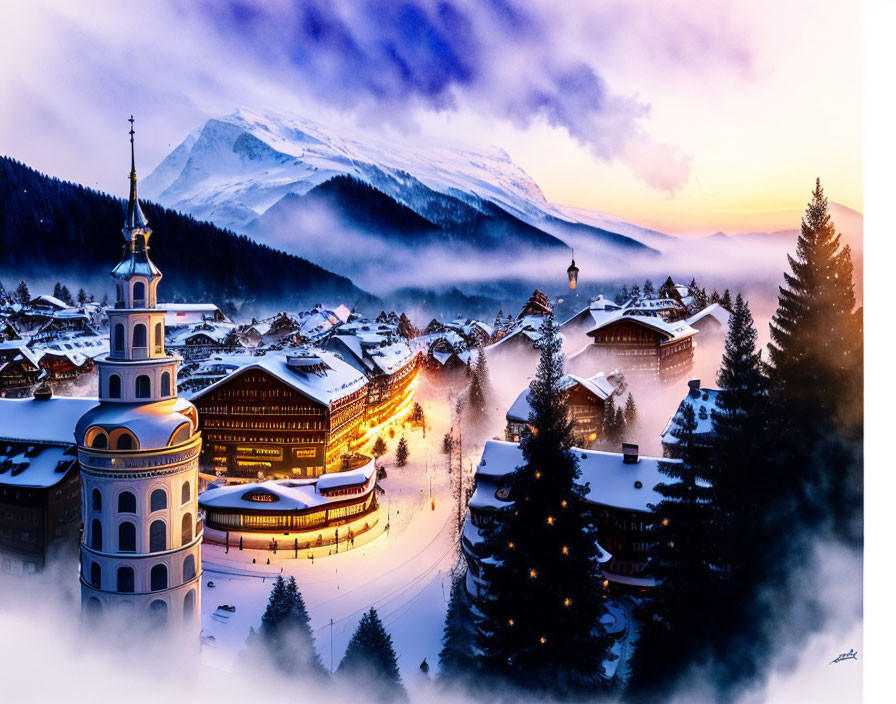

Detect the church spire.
[{"left": 123, "top": 115, "right": 149, "bottom": 232}]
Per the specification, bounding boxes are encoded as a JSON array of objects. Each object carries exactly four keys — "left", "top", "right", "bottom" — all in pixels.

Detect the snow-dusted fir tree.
[
  {"left": 339, "top": 608, "right": 405, "bottom": 699},
  {"left": 439, "top": 571, "right": 477, "bottom": 680},
  {"left": 395, "top": 436, "right": 409, "bottom": 467},
  {"left": 712, "top": 294, "right": 770, "bottom": 568},
  {"left": 15, "top": 279, "right": 29, "bottom": 304},
  {"left": 628, "top": 403, "right": 722, "bottom": 691},
  {"left": 476, "top": 314, "right": 613, "bottom": 694},
  {"left": 767, "top": 179, "right": 862, "bottom": 539},
  {"left": 623, "top": 393, "right": 638, "bottom": 431},
  {"left": 251, "top": 575, "right": 324, "bottom": 675}
]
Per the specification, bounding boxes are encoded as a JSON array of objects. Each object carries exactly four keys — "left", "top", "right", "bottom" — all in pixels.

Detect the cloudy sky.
[{"left": 0, "top": 0, "right": 860, "bottom": 235}]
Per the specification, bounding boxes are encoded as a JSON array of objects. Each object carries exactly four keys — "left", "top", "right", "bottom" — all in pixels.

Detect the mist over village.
[{"left": 0, "top": 2, "right": 871, "bottom": 703}]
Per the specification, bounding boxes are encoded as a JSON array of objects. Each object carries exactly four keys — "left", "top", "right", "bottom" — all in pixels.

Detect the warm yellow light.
[
  {"left": 661, "top": 518, "right": 669, "bottom": 526},
  {"left": 539, "top": 636, "right": 547, "bottom": 644},
  {"left": 588, "top": 432, "right": 597, "bottom": 442},
  {"left": 562, "top": 546, "right": 569, "bottom": 555},
  {"left": 561, "top": 499, "right": 568, "bottom": 508},
  {"left": 563, "top": 598, "right": 571, "bottom": 607},
  {"left": 529, "top": 569, "right": 537, "bottom": 579},
  {"left": 546, "top": 516, "right": 555, "bottom": 525},
  {"left": 602, "top": 579, "right": 609, "bottom": 588},
  {"left": 669, "top": 541, "right": 675, "bottom": 548},
  {"left": 508, "top": 619, "right": 515, "bottom": 626},
  {"left": 508, "top": 541, "right": 515, "bottom": 549}
]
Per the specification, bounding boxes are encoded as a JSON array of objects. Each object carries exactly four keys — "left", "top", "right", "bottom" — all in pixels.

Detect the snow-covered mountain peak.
[{"left": 143, "top": 108, "right": 552, "bottom": 230}]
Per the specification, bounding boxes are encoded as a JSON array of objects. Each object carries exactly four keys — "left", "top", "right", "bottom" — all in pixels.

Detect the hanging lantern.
[{"left": 567, "top": 251, "right": 579, "bottom": 290}]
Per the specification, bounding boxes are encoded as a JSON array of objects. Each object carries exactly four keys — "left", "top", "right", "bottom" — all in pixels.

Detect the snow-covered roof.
[
  {"left": 199, "top": 459, "right": 375, "bottom": 512},
  {"left": 74, "top": 396, "right": 197, "bottom": 449},
  {"left": 0, "top": 442, "right": 78, "bottom": 489},
  {"left": 587, "top": 312, "right": 698, "bottom": 342},
  {"left": 191, "top": 350, "right": 368, "bottom": 407},
  {"left": 686, "top": 303, "right": 731, "bottom": 329},
  {"left": 474, "top": 440, "right": 678, "bottom": 513},
  {"left": 0, "top": 397, "right": 98, "bottom": 444},
  {"left": 660, "top": 385, "right": 722, "bottom": 444},
  {"left": 506, "top": 372, "right": 619, "bottom": 422},
  {"left": 29, "top": 295, "right": 71, "bottom": 310}
]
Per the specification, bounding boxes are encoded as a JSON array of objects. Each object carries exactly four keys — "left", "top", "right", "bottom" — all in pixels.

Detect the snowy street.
[{"left": 198, "top": 402, "right": 474, "bottom": 677}]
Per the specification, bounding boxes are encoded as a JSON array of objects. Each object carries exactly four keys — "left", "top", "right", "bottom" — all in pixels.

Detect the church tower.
[{"left": 76, "top": 118, "right": 203, "bottom": 633}]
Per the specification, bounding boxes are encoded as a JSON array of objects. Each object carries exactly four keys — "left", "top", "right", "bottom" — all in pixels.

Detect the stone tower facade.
[{"left": 76, "top": 118, "right": 202, "bottom": 633}]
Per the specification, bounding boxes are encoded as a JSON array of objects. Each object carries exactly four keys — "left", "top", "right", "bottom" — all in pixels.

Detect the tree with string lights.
[{"left": 475, "top": 314, "right": 614, "bottom": 694}]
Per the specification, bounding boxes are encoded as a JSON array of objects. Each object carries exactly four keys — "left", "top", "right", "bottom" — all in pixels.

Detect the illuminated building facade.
[
  {"left": 75, "top": 121, "right": 203, "bottom": 632},
  {"left": 191, "top": 351, "right": 369, "bottom": 480}
]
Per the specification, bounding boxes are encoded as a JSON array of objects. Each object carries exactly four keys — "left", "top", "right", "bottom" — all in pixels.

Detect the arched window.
[
  {"left": 183, "top": 555, "right": 196, "bottom": 582},
  {"left": 181, "top": 513, "right": 193, "bottom": 546},
  {"left": 181, "top": 481, "right": 191, "bottom": 505},
  {"left": 90, "top": 519, "right": 102, "bottom": 550},
  {"left": 108, "top": 374, "right": 121, "bottom": 399},
  {"left": 135, "top": 375, "right": 151, "bottom": 398},
  {"left": 150, "top": 564, "right": 167, "bottom": 591},
  {"left": 133, "top": 323, "right": 147, "bottom": 349},
  {"left": 133, "top": 281, "right": 145, "bottom": 305},
  {"left": 91, "top": 488, "right": 102, "bottom": 512},
  {"left": 154, "top": 323, "right": 163, "bottom": 352},
  {"left": 184, "top": 590, "right": 196, "bottom": 622},
  {"left": 118, "top": 521, "right": 136, "bottom": 552},
  {"left": 116, "top": 566, "right": 135, "bottom": 593},
  {"left": 85, "top": 597, "right": 102, "bottom": 622},
  {"left": 161, "top": 371, "right": 171, "bottom": 397},
  {"left": 90, "top": 561, "right": 101, "bottom": 588},
  {"left": 149, "top": 520, "right": 166, "bottom": 552},
  {"left": 117, "top": 491, "right": 136, "bottom": 514},
  {"left": 113, "top": 324, "right": 124, "bottom": 352},
  {"left": 169, "top": 423, "right": 190, "bottom": 446},
  {"left": 148, "top": 599, "right": 167, "bottom": 626},
  {"left": 116, "top": 432, "right": 134, "bottom": 450},
  {"left": 150, "top": 489, "right": 167, "bottom": 512},
  {"left": 90, "top": 431, "right": 108, "bottom": 449}
]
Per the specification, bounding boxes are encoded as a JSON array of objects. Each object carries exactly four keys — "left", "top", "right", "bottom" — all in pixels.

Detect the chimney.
[
  {"left": 687, "top": 378, "right": 701, "bottom": 398},
  {"left": 622, "top": 442, "right": 639, "bottom": 464}
]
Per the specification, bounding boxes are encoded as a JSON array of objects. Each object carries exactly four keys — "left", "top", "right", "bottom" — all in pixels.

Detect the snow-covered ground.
[{"left": 199, "top": 397, "right": 477, "bottom": 677}]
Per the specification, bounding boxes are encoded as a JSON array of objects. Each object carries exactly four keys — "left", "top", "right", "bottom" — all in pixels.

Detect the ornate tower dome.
[{"left": 76, "top": 118, "right": 203, "bottom": 634}]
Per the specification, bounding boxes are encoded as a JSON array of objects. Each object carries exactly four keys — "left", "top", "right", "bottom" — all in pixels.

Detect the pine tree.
[
  {"left": 766, "top": 179, "right": 862, "bottom": 538},
  {"left": 338, "top": 608, "right": 405, "bottom": 699},
  {"left": 442, "top": 432, "right": 454, "bottom": 457},
  {"left": 628, "top": 403, "right": 722, "bottom": 691},
  {"left": 254, "top": 575, "right": 324, "bottom": 675},
  {"left": 601, "top": 395, "right": 619, "bottom": 449},
  {"left": 719, "top": 288, "right": 732, "bottom": 312},
  {"left": 60, "top": 285, "right": 73, "bottom": 305},
  {"left": 53, "top": 281, "right": 64, "bottom": 300},
  {"left": 643, "top": 279, "right": 655, "bottom": 297},
  {"left": 475, "top": 314, "right": 613, "bottom": 694},
  {"left": 397, "top": 312, "right": 416, "bottom": 339},
  {"left": 709, "top": 289, "right": 720, "bottom": 304},
  {"left": 395, "top": 437, "right": 409, "bottom": 467},
  {"left": 439, "top": 571, "right": 477, "bottom": 679},
  {"left": 15, "top": 280, "right": 29, "bottom": 304},
  {"left": 77, "top": 288, "right": 87, "bottom": 305},
  {"left": 619, "top": 285, "right": 629, "bottom": 304},
  {"left": 373, "top": 437, "right": 388, "bottom": 459},
  {"left": 631, "top": 283, "right": 641, "bottom": 300},
  {"left": 615, "top": 406, "right": 626, "bottom": 442},
  {"left": 623, "top": 393, "right": 638, "bottom": 430}
]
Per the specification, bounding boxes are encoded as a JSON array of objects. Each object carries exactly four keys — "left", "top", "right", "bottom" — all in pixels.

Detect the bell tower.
[{"left": 75, "top": 118, "right": 203, "bottom": 635}]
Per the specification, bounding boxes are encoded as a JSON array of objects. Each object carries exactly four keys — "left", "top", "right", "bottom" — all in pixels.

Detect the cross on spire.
[{"left": 123, "top": 114, "right": 148, "bottom": 232}]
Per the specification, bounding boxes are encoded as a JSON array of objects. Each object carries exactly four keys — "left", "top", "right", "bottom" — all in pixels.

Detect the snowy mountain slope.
[{"left": 143, "top": 108, "right": 556, "bottom": 231}]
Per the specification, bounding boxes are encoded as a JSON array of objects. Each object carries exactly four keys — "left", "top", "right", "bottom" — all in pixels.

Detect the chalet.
[
  {"left": 324, "top": 320, "right": 421, "bottom": 441},
  {"left": 686, "top": 303, "right": 731, "bottom": 338},
  {"left": 569, "top": 313, "right": 698, "bottom": 384},
  {"left": 190, "top": 351, "right": 369, "bottom": 481},
  {"left": 462, "top": 440, "right": 676, "bottom": 595},
  {"left": 559, "top": 295, "right": 623, "bottom": 346},
  {"left": 505, "top": 370, "right": 627, "bottom": 447},
  {"left": 621, "top": 296, "right": 688, "bottom": 322},
  {"left": 0, "top": 344, "right": 44, "bottom": 394},
  {"left": 166, "top": 321, "right": 239, "bottom": 361},
  {"left": 0, "top": 319, "right": 22, "bottom": 343},
  {"left": 414, "top": 330, "right": 471, "bottom": 374},
  {"left": 156, "top": 302, "right": 230, "bottom": 327},
  {"left": 0, "top": 394, "right": 95, "bottom": 574},
  {"left": 661, "top": 379, "right": 722, "bottom": 460}
]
